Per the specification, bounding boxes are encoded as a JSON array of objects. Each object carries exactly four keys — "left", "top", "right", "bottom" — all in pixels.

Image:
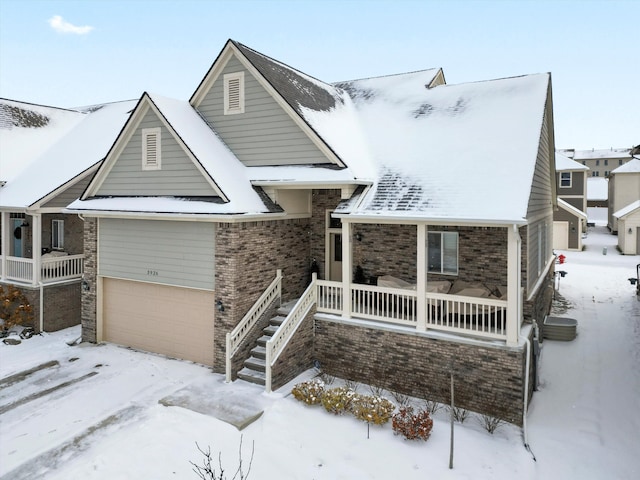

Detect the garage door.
[
  {"left": 103, "top": 278, "right": 215, "bottom": 366},
  {"left": 553, "top": 221, "right": 569, "bottom": 250}
]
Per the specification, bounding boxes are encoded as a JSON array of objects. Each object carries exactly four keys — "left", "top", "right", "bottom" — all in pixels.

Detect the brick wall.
[
  {"left": 3, "top": 281, "right": 81, "bottom": 332},
  {"left": 213, "top": 218, "right": 311, "bottom": 373},
  {"left": 81, "top": 217, "right": 98, "bottom": 343},
  {"left": 41, "top": 213, "right": 84, "bottom": 254},
  {"left": 314, "top": 317, "right": 528, "bottom": 425}
]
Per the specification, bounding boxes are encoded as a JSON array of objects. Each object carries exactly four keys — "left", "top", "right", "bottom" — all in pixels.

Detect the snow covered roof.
[
  {"left": 329, "top": 72, "right": 551, "bottom": 223},
  {"left": 587, "top": 177, "right": 608, "bottom": 201},
  {"left": 556, "top": 152, "right": 588, "bottom": 171},
  {"left": 557, "top": 198, "right": 587, "bottom": 219},
  {"left": 572, "top": 148, "right": 632, "bottom": 160},
  {"left": 611, "top": 158, "right": 640, "bottom": 174},
  {"left": 68, "top": 93, "right": 278, "bottom": 216},
  {"left": 0, "top": 100, "right": 136, "bottom": 209},
  {"left": 614, "top": 200, "right": 640, "bottom": 219},
  {"left": 0, "top": 99, "right": 85, "bottom": 185}
]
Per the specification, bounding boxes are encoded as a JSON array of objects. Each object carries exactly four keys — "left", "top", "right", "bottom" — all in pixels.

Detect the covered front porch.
[{"left": 0, "top": 212, "right": 84, "bottom": 286}]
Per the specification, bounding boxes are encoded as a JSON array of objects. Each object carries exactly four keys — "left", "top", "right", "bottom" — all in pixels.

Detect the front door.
[
  {"left": 327, "top": 211, "right": 342, "bottom": 281},
  {"left": 12, "top": 219, "right": 23, "bottom": 257}
]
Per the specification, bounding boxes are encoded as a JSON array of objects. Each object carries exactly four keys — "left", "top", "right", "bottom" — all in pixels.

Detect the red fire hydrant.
[{"left": 558, "top": 254, "right": 566, "bottom": 264}]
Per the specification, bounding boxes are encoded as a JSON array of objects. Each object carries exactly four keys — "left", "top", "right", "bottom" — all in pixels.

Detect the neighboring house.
[
  {"left": 67, "top": 40, "right": 556, "bottom": 425},
  {"left": 614, "top": 200, "right": 640, "bottom": 255},
  {"left": 559, "top": 147, "right": 633, "bottom": 178},
  {"left": 0, "top": 99, "right": 135, "bottom": 332},
  {"left": 607, "top": 158, "right": 640, "bottom": 233},
  {"left": 587, "top": 177, "right": 608, "bottom": 208},
  {"left": 554, "top": 152, "right": 588, "bottom": 250}
]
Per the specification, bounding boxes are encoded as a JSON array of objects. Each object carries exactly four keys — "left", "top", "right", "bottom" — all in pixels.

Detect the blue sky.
[{"left": 0, "top": 0, "right": 637, "bottom": 149}]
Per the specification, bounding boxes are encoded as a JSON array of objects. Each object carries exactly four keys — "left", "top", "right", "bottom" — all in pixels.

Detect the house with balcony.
[
  {"left": 554, "top": 152, "right": 588, "bottom": 250},
  {"left": 68, "top": 40, "right": 555, "bottom": 425},
  {"left": 0, "top": 98, "right": 135, "bottom": 332}
]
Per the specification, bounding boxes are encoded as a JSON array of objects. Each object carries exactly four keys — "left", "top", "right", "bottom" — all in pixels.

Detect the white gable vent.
[
  {"left": 142, "top": 127, "right": 161, "bottom": 170},
  {"left": 224, "top": 71, "right": 245, "bottom": 115}
]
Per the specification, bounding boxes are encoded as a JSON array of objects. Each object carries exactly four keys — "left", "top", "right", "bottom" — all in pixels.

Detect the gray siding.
[
  {"left": 99, "top": 219, "right": 215, "bottom": 290},
  {"left": 526, "top": 215, "right": 553, "bottom": 293},
  {"left": 96, "top": 109, "right": 218, "bottom": 197},
  {"left": 556, "top": 171, "right": 585, "bottom": 197},
  {"left": 554, "top": 208, "right": 581, "bottom": 250},
  {"left": 43, "top": 174, "right": 93, "bottom": 208},
  {"left": 196, "top": 55, "right": 331, "bottom": 167},
  {"left": 527, "top": 98, "right": 554, "bottom": 220}
]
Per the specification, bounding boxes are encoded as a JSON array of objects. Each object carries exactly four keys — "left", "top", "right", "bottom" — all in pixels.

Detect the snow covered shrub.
[
  {"left": 291, "top": 379, "right": 325, "bottom": 405},
  {"left": 318, "top": 372, "right": 335, "bottom": 386},
  {"left": 479, "top": 415, "right": 504, "bottom": 434},
  {"left": 424, "top": 399, "right": 444, "bottom": 415},
  {"left": 0, "top": 285, "right": 34, "bottom": 332},
  {"left": 350, "top": 394, "right": 396, "bottom": 426},
  {"left": 392, "top": 406, "right": 434, "bottom": 441},
  {"left": 450, "top": 406, "right": 470, "bottom": 423},
  {"left": 391, "top": 390, "right": 411, "bottom": 408},
  {"left": 344, "top": 379, "right": 360, "bottom": 392},
  {"left": 321, "top": 386, "right": 357, "bottom": 415}
]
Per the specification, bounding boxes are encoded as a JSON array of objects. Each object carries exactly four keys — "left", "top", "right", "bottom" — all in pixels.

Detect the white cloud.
[{"left": 48, "top": 15, "right": 94, "bottom": 35}]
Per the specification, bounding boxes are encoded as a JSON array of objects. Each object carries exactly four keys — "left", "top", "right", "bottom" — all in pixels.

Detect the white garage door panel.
[
  {"left": 553, "top": 221, "right": 569, "bottom": 250},
  {"left": 103, "top": 278, "right": 215, "bottom": 366}
]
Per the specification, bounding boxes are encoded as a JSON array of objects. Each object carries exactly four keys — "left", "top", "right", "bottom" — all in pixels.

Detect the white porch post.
[
  {"left": 416, "top": 224, "right": 426, "bottom": 331},
  {"left": 1, "top": 211, "right": 7, "bottom": 281},
  {"left": 506, "top": 224, "right": 521, "bottom": 346},
  {"left": 341, "top": 220, "right": 352, "bottom": 319},
  {"left": 31, "top": 214, "right": 42, "bottom": 286}
]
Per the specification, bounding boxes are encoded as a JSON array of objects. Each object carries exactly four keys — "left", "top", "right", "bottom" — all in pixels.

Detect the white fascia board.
[
  {"left": 250, "top": 180, "right": 371, "bottom": 189},
  {"left": 63, "top": 208, "right": 287, "bottom": 223},
  {"left": 330, "top": 213, "right": 528, "bottom": 227}
]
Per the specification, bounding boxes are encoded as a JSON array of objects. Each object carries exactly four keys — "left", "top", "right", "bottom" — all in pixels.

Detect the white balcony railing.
[
  {"left": 0, "top": 255, "right": 84, "bottom": 284},
  {"left": 316, "top": 281, "right": 508, "bottom": 341}
]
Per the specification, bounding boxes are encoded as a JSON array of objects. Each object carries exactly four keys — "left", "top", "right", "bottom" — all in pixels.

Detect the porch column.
[
  {"left": 1, "top": 211, "right": 7, "bottom": 281},
  {"left": 31, "top": 214, "right": 42, "bottom": 286},
  {"left": 341, "top": 220, "right": 352, "bottom": 319},
  {"left": 506, "top": 224, "right": 521, "bottom": 346},
  {"left": 416, "top": 224, "right": 426, "bottom": 331}
]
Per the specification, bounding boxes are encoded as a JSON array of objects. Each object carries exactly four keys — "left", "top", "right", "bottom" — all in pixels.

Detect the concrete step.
[
  {"left": 251, "top": 345, "right": 266, "bottom": 360},
  {"left": 256, "top": 335, "right": 272, "bottom": 347},
  {"left": 263, "top": 324, "right": 279, "bottom": 336},
  {"left": 244, "top": 356, "right": 266, "bottom": 371},
  {"left": 237, "top": 367, "right": 266, "bottom": 386},
  {"left": 270, "top": 315, "right": 286, "bottom": 326}
]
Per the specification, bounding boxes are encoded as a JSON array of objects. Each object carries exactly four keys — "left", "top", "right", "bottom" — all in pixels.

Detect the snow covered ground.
[{"left": 1, "top": 215, "right": 639, "bottom": 479}]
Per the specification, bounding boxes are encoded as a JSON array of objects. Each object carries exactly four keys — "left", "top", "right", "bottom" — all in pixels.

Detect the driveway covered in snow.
[{"left": 1, "top": 223, "right": 639, "bottom": 479}]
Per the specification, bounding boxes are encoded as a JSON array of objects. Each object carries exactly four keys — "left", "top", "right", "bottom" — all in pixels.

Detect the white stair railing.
[
  {"left": 225, "top": 269, "right": 282, "bottom": 382},
  {"left": 265, "top": 273, "right": 317, "bottom": 393}
]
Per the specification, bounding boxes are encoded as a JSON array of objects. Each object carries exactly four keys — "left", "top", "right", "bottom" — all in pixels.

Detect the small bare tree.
[{"left": 191, "top": 436, "right": 254, "bottom": 480}]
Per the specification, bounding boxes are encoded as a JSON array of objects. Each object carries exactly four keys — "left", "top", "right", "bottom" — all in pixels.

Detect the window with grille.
[
  {"left": 224, "top": 72, "right": 245, "bottom": 115},
  {"left": 52, "top": 219, "right": 64, "bottom": 250},
  {"left": 560, "top": 172, "right": 571, "bottom": 188},
  {"left": 142, "top": 127, "right": 161, "bottom": 170}
]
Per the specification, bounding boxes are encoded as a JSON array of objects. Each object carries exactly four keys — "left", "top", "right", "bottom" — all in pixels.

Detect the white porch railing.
[
  {"left": 225, "top": 269, "right": 282, "bottom": 383},
  {"left": 316, "top": 281, "right": 508, "bottom": 341},
  {"left": 0, "top": 255, "right": 84, "bottom": 284},
  {"left": 265, "top": 273, "right": 317, "bottom": 393}
]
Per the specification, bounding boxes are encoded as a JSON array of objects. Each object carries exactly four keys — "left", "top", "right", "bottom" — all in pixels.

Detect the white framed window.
[
  {"left": 142, "top": 127, "right": 161, "bottom": 170},
  {"left": 427, "top": 231, "right": 458, "bottom": 275},
  {"left": 224, "top": 72, "right": 245, "bottom": 115},
  {"left": 560, "top": 172, "right": 571, "bottom": 188},
  {"left": 52, "top": 219, "right": 64, "bottom": 250}
]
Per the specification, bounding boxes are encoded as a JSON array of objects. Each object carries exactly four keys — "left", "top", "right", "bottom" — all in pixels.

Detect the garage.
[
  {"left": 103, "top": 278, "right": 215, "bottom": 366},
  {"left": 99, "top": 219, "right": 216, "bottom": 366}
]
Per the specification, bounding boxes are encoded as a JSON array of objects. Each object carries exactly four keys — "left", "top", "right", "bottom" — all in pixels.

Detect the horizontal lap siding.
[
  {"left": 43, "top": 175, "right": 92, "bottom": 208},
  {"left": 96, "top": 109, "right": 217, "bottom": 197},
  {"left": 196, "top": 55, "right": 331, "bottom": 167},
  {"left": 99, "top": 219, "right": 215, "bottom": 290}
]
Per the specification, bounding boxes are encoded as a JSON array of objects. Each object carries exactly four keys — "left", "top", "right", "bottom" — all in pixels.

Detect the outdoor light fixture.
[
  {"left": 629, "top": 228, "right": 633, "bottom": 234},
  {"left": 81, "top": 278, "right": 90, "bottom": 292},
  {"left": 216, "top": 300, "right": 225, "bottom": 312},
  {"left": 355, "top": 233, "right": 363, "bottom": 242}
]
